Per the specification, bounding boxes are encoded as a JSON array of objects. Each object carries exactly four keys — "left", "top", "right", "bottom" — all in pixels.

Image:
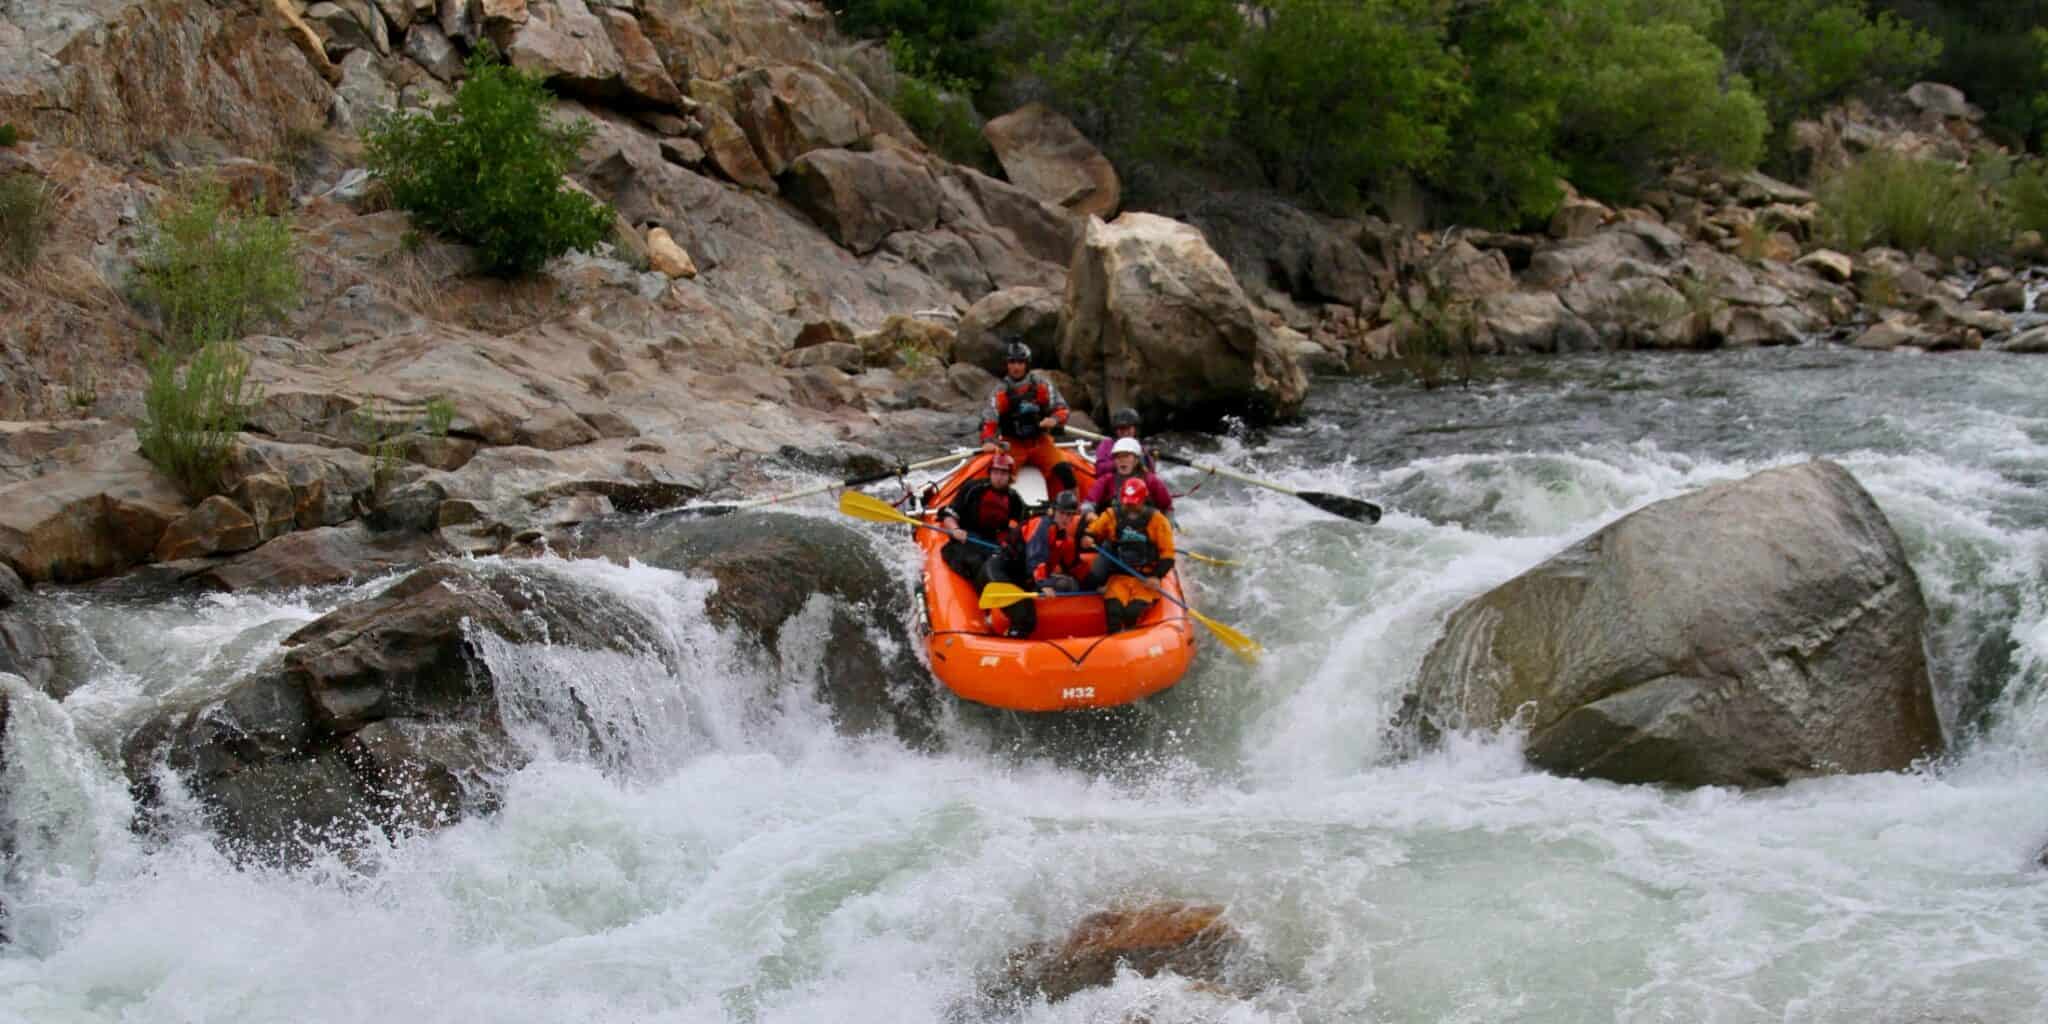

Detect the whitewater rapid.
[{"left": 5, "top": 347, "right": 2048, "bottom": 1022}]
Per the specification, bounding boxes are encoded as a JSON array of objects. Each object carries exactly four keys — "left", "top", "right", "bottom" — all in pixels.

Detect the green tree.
[
  {"left": 1432, "top": 0, "right": 1767, "bottom": 227},
  {"left": 364, "top": 46, "right": 614, "bottom": 277},
  {"left": 832, "top": 0, "right": 1001, "bottom": 88},
  {"left": 886, "top": 34, "right": 993, "bottom": 168},
  {"left": 1001, "top": 0, "right": 1245, "bottom": 175},
  {"left": 1430, "top": 0, "right": 1572, "bottom": 227},
  {"left": 1877, "top": 1, "right": 2047, "bottom": 149},
  {"left": 1718, "top": 0, "right": 1939, "bottom": 127},
  {"left": 1556, "top": 9, "right": 1768, "bottom": 199},
  {"left": 1232, "top": 0, "right": 1467, "bottom": 207}
]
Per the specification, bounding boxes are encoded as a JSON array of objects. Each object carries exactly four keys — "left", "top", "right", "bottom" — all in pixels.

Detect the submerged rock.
[
  {"left": 567, "top": 511, "right": 937, "bottom": 742},
  {"left": 1409, "top": 460, "right": 1943, "bottom": 788},
  {"left": 992, "top": 901, "right": 1258, "bottom": 1005}
]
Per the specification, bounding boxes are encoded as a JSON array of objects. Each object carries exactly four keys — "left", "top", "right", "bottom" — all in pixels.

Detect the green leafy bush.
[
  {"left": 1430, "top": 0, "right": 1570, "bottom": 228},
  {"left": 1002, "top": 0, "right": 1244, "bottom": 173},
  {"left": 138, "top": 340, "right": 263, "bottom": 499},
  {"left": 424, "top": 395, "right": 456, "bottom": 437},
  {"left": 833, "top": 0, "right": 1000, "bottom": 89},
  {"left": 1871, "top": 2, "right": 2038, "bottom": 149},
  {"left": 1431, "top": 0, "right": 1768, "bottom": 226},
  {"left": 1233, "top": 0, "right": 1465, "bottom": 208},
  {"left": 887, "top": 35, "right": 992, "bottom": 168},
  {"left": 0, "top": 124, "right": 18, "bottom": 147},
  {"left": 1553, "top": 12, "right": 1769, "bottom": 200},
  {"left": 1815, "top": 150, "right": 2009, "bottom": 260},
  {"left": 1719, "top": 0, "right": 1939, "bottom": 128},
  {"left": 363, "top": 46, "right": 614, "bottom": 277},
  {"left": 0, "top": 172, "right": 55, "bottom": 272},
  {"left": 133, "top": 180, "right": 300, "bottom": 350}
]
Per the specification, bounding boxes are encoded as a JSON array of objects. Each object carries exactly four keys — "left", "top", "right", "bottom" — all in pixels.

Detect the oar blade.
[
  {"left": 1300, "top": 491, "right": 1382, "bottom": 524},
  {"left": 837, "top": 490, "right": 918, "bottom": 527},
  {"left": 1191, "top": 609, "right": 1262, "bottom": 662},
  {"left": 978, "top": 583, "right": 1036, "bottom": 609}
]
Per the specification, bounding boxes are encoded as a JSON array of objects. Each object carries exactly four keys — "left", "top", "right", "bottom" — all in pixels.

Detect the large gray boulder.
[
  {"left": 955, "top": 286, "right": 1061, "bottom": 375},
  {"left": 1409, "top": 460, "right": 1943, "bottom": 788},
  {"left": 1180, "top": 192, "right": 1376, "bottom": 308},
  {"left": 1055, "top": 212, "right": 1307, "bottom": 426},
  {"left": 783, "top": 145, "right": 943, "bottom": 254}
]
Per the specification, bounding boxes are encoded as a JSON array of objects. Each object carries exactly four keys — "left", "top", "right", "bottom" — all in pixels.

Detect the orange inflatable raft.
[{"left": 915, "top": 444, "right": 1198, "bottom": 711}]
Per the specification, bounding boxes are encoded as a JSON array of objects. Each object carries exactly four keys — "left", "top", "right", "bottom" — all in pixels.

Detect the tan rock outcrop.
[
  {"left": 1056, "top": 212, "right": 1306, "bottom": 424},
  {"left": 783, "top": 146, "right": 943, "bottom": 254},
  {"left": 0, "top": 441, "right": 189, "bottom": 584},
  {"left": 645, "top": 227, "right": 697, "bottom": 278},
  {"left": 982, "top": 102, "right": 1120, "bottom": 219}
]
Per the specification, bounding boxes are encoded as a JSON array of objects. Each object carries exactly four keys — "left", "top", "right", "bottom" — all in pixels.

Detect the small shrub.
[
  {"left": 1996, "top": 156, "right": 2048, "bottom": 238},
  {"left": 0, "top": 124, "right": 18, "bottom": 147},
  {"left": 1815, "top": 151, "right": 2010, "bottom": 262},
  {"left": 133, "top": 179, "right": 300, "bottom": 350},
  {"left": 1396, "top": 293, "right": 1476, "bottom": 389},
  {"left": 0, "top": 172, "right": 55, "bottom": 272},
  {"left": 353, "top": 399, "right": 407, "bottom": 494},
  {"left": 424, "top": 395, "right": 456, "bottom": 437},
  {"left": 364, "top": 45, "right": 615, "bottom": 277},
  {"left": 66, "top": 365, "right": 97, "bottom": 411},
  {"left": 138, "top": 340, "right": 262, "bottom": 499},
  {"left": 1676, "top": 274, "right": 1726, "bottom": 327},
  {"left": 1734, "top": 220, "right": 1772, "bottom": 262}
]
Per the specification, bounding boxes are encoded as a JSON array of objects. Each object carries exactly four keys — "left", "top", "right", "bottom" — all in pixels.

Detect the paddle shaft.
[
  {"left": 1066, "top": 426, "right": 1306, "bottom": 498},
  {"left": 730, "top": 450, "right": 973, "bottom": 512},
  {"left": 1065, "top": 425, "right": 1380, "bottom": 523}
]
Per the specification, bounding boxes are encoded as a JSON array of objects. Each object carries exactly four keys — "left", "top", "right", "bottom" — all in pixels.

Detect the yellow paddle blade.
[
  {"left": 1182, "top": 550, "right": 1242, "bottom": 568},
  {"left": 1190, "top": 608, "right": 1262, "bottom": 662},
  {"left": 837, "top": 489, "right": 920, "bottom": 527},
  {"left": 978, "top": 583, "right": 1038, "bottom": 609}
]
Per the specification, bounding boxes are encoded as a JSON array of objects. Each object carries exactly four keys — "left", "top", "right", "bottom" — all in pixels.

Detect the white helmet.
[{"left": 1111, "top": 437, "right": 1143, "bottom": 457}]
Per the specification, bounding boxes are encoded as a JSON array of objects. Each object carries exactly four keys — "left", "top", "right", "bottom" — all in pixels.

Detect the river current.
[{"left": 4, "top": 347, "right": 2047, "bottom": 1022}]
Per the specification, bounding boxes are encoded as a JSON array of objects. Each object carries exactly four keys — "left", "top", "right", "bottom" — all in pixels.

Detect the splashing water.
[{"left": 4, "top": 348, "right": 2048, "bottom": 1022}]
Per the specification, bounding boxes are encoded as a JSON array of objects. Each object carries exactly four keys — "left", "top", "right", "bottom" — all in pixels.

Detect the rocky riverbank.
[{"left": 2, "top": 0, "right": 2042, "bottom": 597}]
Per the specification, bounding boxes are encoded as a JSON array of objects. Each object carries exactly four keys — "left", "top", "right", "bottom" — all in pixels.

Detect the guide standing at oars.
[{"left": 980, "top": 342, "right": 1075, "bottom": 497}]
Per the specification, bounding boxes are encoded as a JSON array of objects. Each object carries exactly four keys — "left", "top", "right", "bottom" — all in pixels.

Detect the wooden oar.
[
  {"left": 1066, "top": 425, "right": 1381, "bottom": 523},
  {"left": 978, "top": 583, "right": 1106, "bottom": 609},
  {"left": 1085, "top": 546, "right": 1262, "bottom": 661},
  {"left": 837, "top": 490, "right": 1000, "bottom": 550},
  {"left": 682, "top": 450, "right": 975, "bottom": 517}
]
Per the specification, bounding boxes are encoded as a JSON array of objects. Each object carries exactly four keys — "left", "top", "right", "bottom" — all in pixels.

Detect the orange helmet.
[
  {"left": 989, "top": 453, "right": 1017, "bottom": 473},
  {"left": 1119, "top": 477, "right": 1148, "bottom": 505}
]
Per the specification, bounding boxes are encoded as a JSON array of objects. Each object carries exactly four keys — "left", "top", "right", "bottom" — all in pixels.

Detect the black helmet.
[
  {"left": 1110, "top": 408, "right": 1140, "bottom": 429},
  {"left": 1004, "top": 342, "right": 1031, "bottom": 363},
  {"left": 1053, "top": 491, "right": 1079, "bottom": 511}
]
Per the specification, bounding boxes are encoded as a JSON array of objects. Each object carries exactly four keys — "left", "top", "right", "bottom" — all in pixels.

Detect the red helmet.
[
  {"left": 1119, "top": 477, "right": 1148, "bottom": 505},
  {"left": 989, "top": 453, "right": 1017, "bottom": 473}
]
